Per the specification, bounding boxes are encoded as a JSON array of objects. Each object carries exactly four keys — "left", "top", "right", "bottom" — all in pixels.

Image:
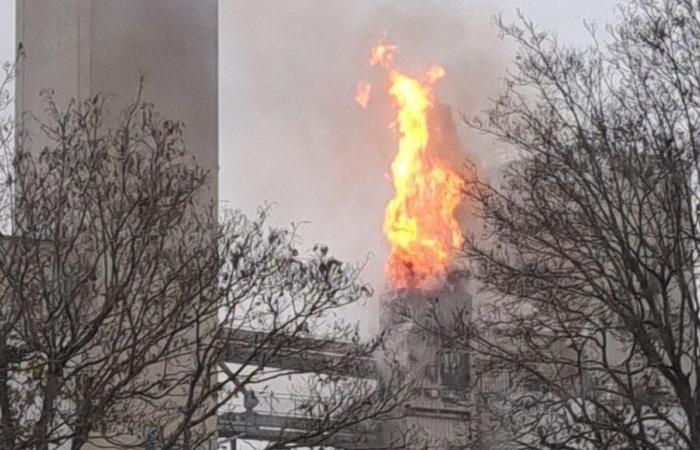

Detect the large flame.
[{"left": 357, "top": 41, "right": 464, "bottom": 290}]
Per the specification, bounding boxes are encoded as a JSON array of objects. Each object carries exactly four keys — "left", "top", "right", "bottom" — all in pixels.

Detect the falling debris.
[{"left": 354, "top": 81, "right": 372, "bottom": 108}]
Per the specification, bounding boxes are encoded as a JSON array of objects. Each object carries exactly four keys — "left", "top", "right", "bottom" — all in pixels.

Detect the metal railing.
[{"left": 221, "top": 392, "right": 322, "bottom": 418}]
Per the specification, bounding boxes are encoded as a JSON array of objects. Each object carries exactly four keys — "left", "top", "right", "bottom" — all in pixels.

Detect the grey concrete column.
[{"left": 16, "top": 0, "right": 218, "bottom": 205}]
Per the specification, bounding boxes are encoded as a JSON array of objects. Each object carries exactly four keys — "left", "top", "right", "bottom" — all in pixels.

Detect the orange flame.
[
  {"left": 355, "top": 82, "right": 372, "bottom": 109},
  {"left": 362, "top": 41, "right": 464, "bottom": 290},
  {"left": 369, "top": 42, "right": 397, "bottom": 68}
]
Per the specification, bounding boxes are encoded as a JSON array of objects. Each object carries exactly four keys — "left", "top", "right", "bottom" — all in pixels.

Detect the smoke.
[
  {"left": 219, "top": 1, "right": 511, "bottom": 336},
  {"left": 220, "top": 1, "right": 617, "bottom": 335}
]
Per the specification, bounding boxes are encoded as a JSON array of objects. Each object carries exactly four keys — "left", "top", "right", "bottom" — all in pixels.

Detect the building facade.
[{"left": 16, "top": 1, "right": 218, "bottom": 448}]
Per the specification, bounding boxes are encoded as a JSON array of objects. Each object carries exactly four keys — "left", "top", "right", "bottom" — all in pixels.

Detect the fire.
[
  {"left": 359, "top": 40, "right": 464, "bottom": 290},
  {"left": 369, "top": 42, "right": 397, "bottom": 68},
  {"left": 355, "top": 82, "right": 372, "bottom": 109}
]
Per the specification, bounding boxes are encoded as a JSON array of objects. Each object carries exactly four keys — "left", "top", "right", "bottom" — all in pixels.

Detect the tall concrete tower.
[
  {"left": 16, "top": 0, "right": 218, "bottom": 203},
  {"left": 381, "top": 270, "right": 473, "bottom": 449},
  {"left": 16, "top": 1, "right": 218, "bottom": 448}
]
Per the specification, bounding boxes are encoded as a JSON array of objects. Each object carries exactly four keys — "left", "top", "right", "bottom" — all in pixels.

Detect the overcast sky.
[
  {"left": 0, "top": 0, "right": 620, "bottom": 334},
  {"left": 0, "top": 0, "right": 13, "bottom": 71}
]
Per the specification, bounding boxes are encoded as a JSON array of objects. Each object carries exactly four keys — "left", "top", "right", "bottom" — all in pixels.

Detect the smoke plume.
[{"left": 219, "top": 1, "right": 513, "bottom": 335}]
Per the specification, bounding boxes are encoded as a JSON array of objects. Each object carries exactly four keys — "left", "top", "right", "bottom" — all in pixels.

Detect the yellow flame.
[
  {"left": 355, "top": 82, "right": 372, "bottom": 109},
  {"left": 366, "top": 41, "right": 464, "bottom": 290},
  {"left": 369, "top": 42, "right": 397, "bottom": 68}
]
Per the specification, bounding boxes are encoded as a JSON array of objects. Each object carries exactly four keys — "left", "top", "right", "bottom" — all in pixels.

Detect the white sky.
[
  {"left": 0, "top": 0, "right": 620, "bottom": 335},
  {"left": 0, "top": 0, "right": 13, "bottom": 70}
]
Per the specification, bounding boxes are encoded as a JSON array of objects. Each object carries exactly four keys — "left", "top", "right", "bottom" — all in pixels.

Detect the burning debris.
[
  {"left": 354, "top": 82, "right": 372, "bottom": 109},
  {"left": 357, "top": 39, "right": 466, "bottom": 290}
]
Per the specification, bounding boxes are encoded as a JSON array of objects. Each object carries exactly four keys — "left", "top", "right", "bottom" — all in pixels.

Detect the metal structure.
[
  {"left": 218, "top": 271, "right": 473, "bottom": 449},
  {"left": 219, "top": 403, "right": 383, "bottom": 449},
  {"left": 218, "top": 328, "right": 384, "bottom": 449},
  {"left": 222, "top": 328, "right": 378, "bottom": 378}
]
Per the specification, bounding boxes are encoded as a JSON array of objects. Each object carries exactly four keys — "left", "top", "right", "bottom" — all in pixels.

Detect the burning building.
[{"left": 359, "top": 40, "right": 474, "bottom": 449}]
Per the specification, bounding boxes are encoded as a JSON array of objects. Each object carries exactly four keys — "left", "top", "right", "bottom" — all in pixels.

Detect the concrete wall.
[
  {"left": 16, "top": 1, "right": 219, "bottom": 448},
  {"left": 16, "top": 0, "right": 218, "bottom": 204},
  {"left": 379, "top": 272, "right": 473, "bottom": 449}
]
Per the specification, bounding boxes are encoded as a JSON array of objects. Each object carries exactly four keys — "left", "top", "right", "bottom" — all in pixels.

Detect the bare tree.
[
  {"left": 436, "top": 1, "right": 700, "bottom": 448},
  {"left": 0, "top": 69, "right": 412, "bottom": 450}
]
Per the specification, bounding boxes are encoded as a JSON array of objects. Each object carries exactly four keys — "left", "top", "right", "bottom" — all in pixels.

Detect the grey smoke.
[{"left": 219, "top": 0, "right": 617, "bottom": 336}]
